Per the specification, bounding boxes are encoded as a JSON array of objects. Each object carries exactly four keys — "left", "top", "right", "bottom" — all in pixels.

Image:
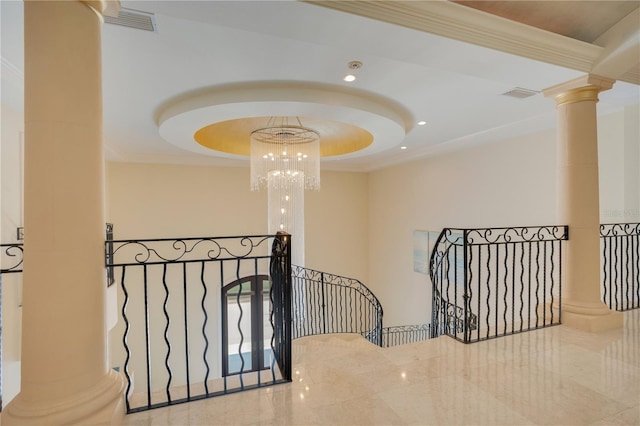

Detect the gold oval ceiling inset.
[
  {"left": 194, "top": 116, "right": 373, "bottom": 157},
  {"left": 157, "top": 81, "right": 410, "bottom": 160}
]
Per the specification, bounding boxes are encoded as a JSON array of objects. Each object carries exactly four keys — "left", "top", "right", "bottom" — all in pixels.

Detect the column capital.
[
  {"left": 24, "top": 0, "right": 120, "bottom": 18},
  {"left": 82, "top": 0, "right": 120, "bottom": 19},
  {"left": 543, "top": 74, "right": 615, "bottom": 107}
]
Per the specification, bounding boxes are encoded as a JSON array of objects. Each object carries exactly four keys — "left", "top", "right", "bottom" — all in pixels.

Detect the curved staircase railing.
[
  {"left": 380, "top": 324, "right": 432, "bottom": 348},
  {"left": 430, "top": 225, "right": 568, "bottom": 343},
  {"left": 291, "top": 265, "right": 384, "bottom": 346},
  {"left": 429, "top": 229, "right": 476, "bottom": 340}
]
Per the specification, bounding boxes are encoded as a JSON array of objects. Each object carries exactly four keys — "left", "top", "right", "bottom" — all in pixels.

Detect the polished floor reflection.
[{"left": 123, "top": 310, "right": 640, "bottom": 425}]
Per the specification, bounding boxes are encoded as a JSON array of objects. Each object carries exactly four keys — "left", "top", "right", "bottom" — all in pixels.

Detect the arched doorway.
[{"left": 221, "top": 275, "right": 273, "bottom": 377}]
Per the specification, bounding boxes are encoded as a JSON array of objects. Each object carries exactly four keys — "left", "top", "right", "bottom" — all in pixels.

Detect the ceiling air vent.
[
  {"left": 501, "top": 87, "right": 539, "bottom": 99},
  {"left": 104, "top": 8, "right": 157, "bottom": 32}
]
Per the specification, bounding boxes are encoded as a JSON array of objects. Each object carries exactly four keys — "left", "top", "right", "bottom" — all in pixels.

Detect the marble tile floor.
[{"left": 122, "top": 310, "right": 640, "bottom": 425}]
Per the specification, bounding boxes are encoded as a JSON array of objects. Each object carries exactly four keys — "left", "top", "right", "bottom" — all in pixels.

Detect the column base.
[
  {"left": 560, "top": 301, "right": 623, "bottom": 332},
  {"left": 2, "top": 370, "right": 126, "bottom": 426}
]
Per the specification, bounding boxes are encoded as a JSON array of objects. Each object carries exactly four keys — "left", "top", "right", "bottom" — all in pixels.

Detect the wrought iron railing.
[
  {"left": 291, "top": 265, "right": 383, "bottom": 346},
  {"left": 110, "top": 234, "right": 292, "bottom": 414},
  {"left": 0, "top": 243, "right": 23, "bottom": 274},
  {"left": 429, "top": 230, "right": 474, "bottom": 338},
  {"left": 0, "top": 224, "right": 112, "bottom": 278},
  {"left": 381, "top": 324, "right": 432, "bottom": 348},
  {"left": 601, "top": 223, "right": 640, "bottom": 311},
  {"left": 430, "top": 225, "right": 568, "bottom": 343}
]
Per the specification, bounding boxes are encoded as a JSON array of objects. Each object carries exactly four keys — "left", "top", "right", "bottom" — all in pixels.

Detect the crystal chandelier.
[{"left": 250, "top": 117, "right": 320, "bottom": 266}]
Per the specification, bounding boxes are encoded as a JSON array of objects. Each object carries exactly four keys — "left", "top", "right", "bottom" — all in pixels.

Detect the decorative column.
[
  {"left": 543, "top": 74, "right": 622, "bottom": 332},
  {"left": 2, "top": 1, "right": 125, "bottom": 425}
]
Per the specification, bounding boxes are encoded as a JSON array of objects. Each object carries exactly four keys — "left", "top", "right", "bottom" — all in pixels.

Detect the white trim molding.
[{"left": 305, "top": 1, "right": 603, "bottom": 74}]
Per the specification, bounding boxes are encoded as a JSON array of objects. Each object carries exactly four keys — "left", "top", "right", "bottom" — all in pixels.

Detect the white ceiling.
[{"left": 1, "top": 0, "right": 639, "bottom": 172}]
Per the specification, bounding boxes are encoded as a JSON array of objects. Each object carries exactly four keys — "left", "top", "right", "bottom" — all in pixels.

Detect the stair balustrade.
[
  {"left": 108, "top": 234, "right": 292, "bottom": 414},
  {"left": 429, "top": 225, "right": 568, "bottom": 343},
  {"left": 291, "top": 265, "right": 383, "bottom": 346},
  {"left": 601, "top": 223, "right": 640, "bottom": 311}
]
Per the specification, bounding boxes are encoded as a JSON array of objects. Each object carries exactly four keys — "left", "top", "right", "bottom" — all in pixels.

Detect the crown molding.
[
  {"left": 620, "top": 68, "right": 640, "bottom": 85},
  {"left": 304, "top": 1, "right": 602, "bottom": 73},
  {"left": 591, "top": 8, "right": 640, "bottom": 85}
]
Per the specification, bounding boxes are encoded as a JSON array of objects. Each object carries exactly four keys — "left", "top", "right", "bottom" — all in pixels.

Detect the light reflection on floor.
[{"left": 123, "top": 309, "right": 639, "bottom": 425}]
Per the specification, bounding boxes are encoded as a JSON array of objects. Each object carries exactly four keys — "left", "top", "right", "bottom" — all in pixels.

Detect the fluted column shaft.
[
  {"left": 2, "top": 1, "right": 125, "bottom": 424},
  {"left": 543, "top": 75, "right": 622, "bottom": 332}
]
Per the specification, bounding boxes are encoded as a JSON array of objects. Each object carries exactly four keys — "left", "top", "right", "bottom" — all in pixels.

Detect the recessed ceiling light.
[
  {"left": 400, "top": 146, "right": 407, "bottom": 150},
  {"left": 344, "top": 74, "right": 356, "bottom": 82},
  {"left": 417, "top": 121, "right": 427, "bottom": 126}
]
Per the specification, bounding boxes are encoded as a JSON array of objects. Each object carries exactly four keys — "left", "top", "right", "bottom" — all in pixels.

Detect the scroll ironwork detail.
[
  {"left": 600, "top": 223, "right": 639, "bottom": 311},
  {"left": 0, "top": 244, "right": 23, "bottom": 274},
  {"left": 430, "top": 225, "right": 567, "bottom": 343}
]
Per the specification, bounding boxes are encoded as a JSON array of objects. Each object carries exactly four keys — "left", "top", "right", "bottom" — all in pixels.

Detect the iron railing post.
[
  {"left": 377, "top": 304, "right": 383, "bottom": 347},
  {"left": 283, "top": 233, "right": 292, "bottom": 381},
  {"left": 463, "top": 229, "right": 470, "bottom": 343},
  {"left": 320, "top": 272, "right": 327, "bottom": 334}
]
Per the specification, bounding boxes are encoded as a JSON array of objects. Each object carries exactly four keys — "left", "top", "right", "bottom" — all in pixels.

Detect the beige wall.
[
  {"left": 599, "top": 105, "right": 640, "bottom": 223},
  {"left": 306, "top": 171, "right": 369, "bottom": 282},
  {"left": 1, "top": 104, "right": 24, "bottom": 406},
  {"left": 106, "top": 162, "right": 267, "bottom": 239},
  {"left": 367, "top": 128, "right": 558, "bottom": 327},
  {"left": 624, "top": 105, "right": 640, "bottom": 222},
  {"left": 1, "top": 105, "right": 23, "bottom": 242},
  {"left": 106, "top": 163, "right": 370, "bottom": 282},
  {"left": 598, "top": 110, "right": 626, "bottom": 222}
]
